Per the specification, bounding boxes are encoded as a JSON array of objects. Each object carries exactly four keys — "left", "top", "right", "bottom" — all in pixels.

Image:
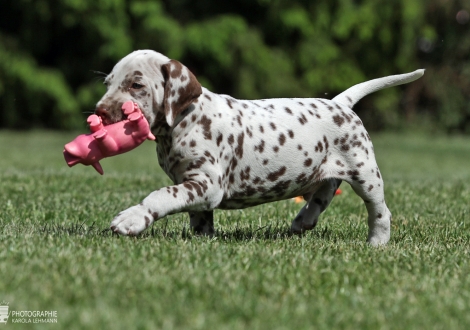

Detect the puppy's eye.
[{"left": 131, "top": 83, "right": 144, "bottom": 89}]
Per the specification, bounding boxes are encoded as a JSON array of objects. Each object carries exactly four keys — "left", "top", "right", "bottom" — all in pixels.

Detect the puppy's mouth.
[{"left": 95, "top": 107, "right": 126, "bottom": 126}]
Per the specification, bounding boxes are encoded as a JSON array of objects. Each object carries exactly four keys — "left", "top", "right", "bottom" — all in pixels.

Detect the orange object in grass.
[{"left": 294, "top": 189, "right": 342, "bottom": 203}]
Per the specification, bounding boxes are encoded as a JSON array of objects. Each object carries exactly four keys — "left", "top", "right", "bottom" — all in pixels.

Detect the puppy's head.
[{"left": 96, "top": 50, "right": 202, "bottom": 129}]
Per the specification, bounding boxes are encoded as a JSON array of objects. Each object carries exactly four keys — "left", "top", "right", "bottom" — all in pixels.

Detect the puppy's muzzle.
[{"left": 95, "top": 105, "right": 126, "bottom": 125}]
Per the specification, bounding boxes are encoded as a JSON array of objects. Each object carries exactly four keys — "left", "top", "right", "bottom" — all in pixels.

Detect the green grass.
[{"left": 1, "top": 130, "right": 469, "bottom": 329}]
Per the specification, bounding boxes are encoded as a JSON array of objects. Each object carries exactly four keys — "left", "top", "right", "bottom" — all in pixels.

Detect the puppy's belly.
[{"left": 217, "top": 181, "right": 322, "bottom": 210}]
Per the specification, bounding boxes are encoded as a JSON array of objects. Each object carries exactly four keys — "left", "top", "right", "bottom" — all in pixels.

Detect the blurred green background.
[{"left": 0, "top": 0, "right": 469, "bottom": 133}]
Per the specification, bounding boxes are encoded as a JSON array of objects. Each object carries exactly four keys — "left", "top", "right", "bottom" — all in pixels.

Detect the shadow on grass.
[
  {"left": 38, "top": 222, "right": 111, "bottom": 237},
  {"left": 37, "top": 221, "right": 333, "bottom": 242}
]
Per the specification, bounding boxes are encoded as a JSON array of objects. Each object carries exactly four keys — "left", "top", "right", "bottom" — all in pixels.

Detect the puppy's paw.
[
  {"left": 290, "top": 214, "right": 318, "bottom": 235},
  {"left": 110, "top": 205, "right": 153, "bottom": 236}
]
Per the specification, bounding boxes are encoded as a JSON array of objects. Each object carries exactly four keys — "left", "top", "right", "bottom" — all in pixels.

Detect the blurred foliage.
[{"left": 0, "top": 0, "right": 469, "bottom": 132}]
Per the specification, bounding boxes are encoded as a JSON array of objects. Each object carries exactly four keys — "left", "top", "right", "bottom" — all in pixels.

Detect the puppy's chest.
[{"left": 156, "top": 137, "right": 177, "bottom": 180}]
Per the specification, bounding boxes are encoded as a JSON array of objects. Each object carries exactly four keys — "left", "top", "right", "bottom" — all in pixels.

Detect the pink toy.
[{"left": 63, "top": 101, "right": 155, "bottom": 175}]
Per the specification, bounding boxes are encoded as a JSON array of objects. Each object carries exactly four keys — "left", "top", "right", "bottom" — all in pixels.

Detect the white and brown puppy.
[{"left": 96, "top": 50, "right": 424, "bottom": 245}]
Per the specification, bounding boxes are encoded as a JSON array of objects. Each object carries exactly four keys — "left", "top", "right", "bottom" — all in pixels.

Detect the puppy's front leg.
[{"left": 110, "top": 180, "right": 223, "bottom": 236}]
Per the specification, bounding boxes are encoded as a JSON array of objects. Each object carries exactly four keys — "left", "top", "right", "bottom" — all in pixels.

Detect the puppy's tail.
[{"left": 332, "top": 69, "right": 425, "bottom": 107}]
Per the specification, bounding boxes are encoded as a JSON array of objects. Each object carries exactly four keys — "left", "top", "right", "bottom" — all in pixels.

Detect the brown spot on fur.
[
  {"left": 187, "top": 192, "right": 195, "bottom": 202},
  {"left": 216, "top": 133, "right": 223, "bottom": 147},
  {"left": 296, "top": 173, "right": 307, "bottom": 184},
  {"left": 204, "top": 150, "right": 215, "bottom": 164},
  {"left": 298, "top": 113, "right": 308, "bottom": 125},
  {"left": 199, "top": 115, "right": 212, "bottom": 140},
  {"left": 229, "top": 157, "right": 238, "bottom": 171},
  {"left": 228, "top": 134, "right": 234, "bottom": 145},
  {"left": 333, "top": 115, "right": 345, "bottom": 127},
  {"left": 267, "top": 166, "right": 286, "bottom": 181},
  {"left": 186, "top": 157, "right": 206, "bottom": 171},
  {"left": 323, "top": 136, "right": 329, "bottom": 150},
  {"left": 271, "top": 180, "right": 291, "bottom": 194},
  {"left": 278, "top": 133, "right": 286, "bottom": 146},
  {"left": 254, "top": 140, "right": 265, "bottom": 153},
  {"left": 239, "top": 166, "right": 251, "bottom": 181},
  {"left": 315, "top": 141, "right": 323, "bottom": 153},
  {"left": 145, "top": 216, "right": 151, "bottom": 228},
  {"left": 347, "top": 170, "right": 360, "bottom": 176},
  {"left": 235, "top": 133, "right": 245, "bottom": 158}
]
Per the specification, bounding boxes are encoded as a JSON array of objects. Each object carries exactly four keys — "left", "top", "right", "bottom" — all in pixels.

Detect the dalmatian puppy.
[{"left": 96, "top": 50, "right": 424, "bottom": 245}]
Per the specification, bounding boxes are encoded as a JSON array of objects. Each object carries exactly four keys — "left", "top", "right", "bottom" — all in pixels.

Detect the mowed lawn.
[{"left": 0, "top": 130, "right": 469, "bottom": 329}]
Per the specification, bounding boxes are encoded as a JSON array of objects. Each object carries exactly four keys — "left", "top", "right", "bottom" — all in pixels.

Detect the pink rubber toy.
[{"left": 63, "top": 101, "right": 155, "bottom": 175}]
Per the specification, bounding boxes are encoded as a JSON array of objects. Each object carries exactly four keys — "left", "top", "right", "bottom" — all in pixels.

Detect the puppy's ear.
[{"left": 161, "top": 60, "right": 202, "bottom": 127}]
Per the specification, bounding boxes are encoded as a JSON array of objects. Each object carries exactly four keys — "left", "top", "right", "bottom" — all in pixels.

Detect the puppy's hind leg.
[
  {"left": 346, "top": 165, "right": 391, "bottom": 246},
  {"left": 189, "top": 211, "right": 215, "bottom": 236},
  {"left": 291, "top": 179, "right": 342, "bottom": 234}
]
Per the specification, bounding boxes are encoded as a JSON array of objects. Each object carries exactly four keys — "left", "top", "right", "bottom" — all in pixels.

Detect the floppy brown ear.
[{"left": 161, "top": 60, "right": 202, "bottom": 127}]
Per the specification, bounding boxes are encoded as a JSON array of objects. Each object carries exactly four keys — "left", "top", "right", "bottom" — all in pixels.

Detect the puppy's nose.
[{"left": 95, "top": 105, "right": 111, "bottom": 124}]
